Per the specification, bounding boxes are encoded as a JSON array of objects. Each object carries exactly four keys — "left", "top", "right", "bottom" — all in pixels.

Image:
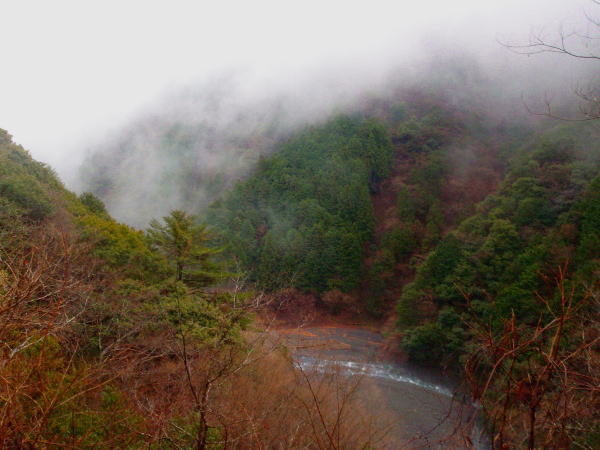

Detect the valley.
[{"left": 1, "top": 4, "right": 599, "bottom": 444}]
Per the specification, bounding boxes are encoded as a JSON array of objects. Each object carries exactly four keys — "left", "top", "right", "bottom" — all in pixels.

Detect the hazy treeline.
[{"left": 77, "top": 46, "right": 595, "bottom": 228}]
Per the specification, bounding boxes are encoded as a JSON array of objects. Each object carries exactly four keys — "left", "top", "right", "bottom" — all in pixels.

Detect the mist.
[{"left": 1, "top": 0, "right": 596, "bottom": 225}]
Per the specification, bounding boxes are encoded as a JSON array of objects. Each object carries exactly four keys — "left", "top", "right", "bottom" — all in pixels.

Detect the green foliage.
[
  {"left": 532, "top": 137, "right": 576, "bottom": 166},
  {"left": 0, "top": 129, "right": 67, "bottom": 220},
  {"left": 396, "top": 284, "right": 422, "bottom": 329},
  {"left": 396, "top": 187, "right": 418, "bottom": 222},
  {"left": 423, "top": 199, "right": 443, "bottom": 248},
  {"left": 152, "top": 282, "right": 246, "bottom": 345},
  {"left": 401, "top": 322, "right": 445, "bottom": 365},
  {"left": 147, "top": 210, "right": 224, "bottom": 286},
  {"left": 391, "top": 124, "right": 455, "bottom": 261},
  {"left": 381, "top": 226, "right": 417, "bottom": 262},
  {"left": 47, "top": 384, "right": 143, "bottom": 446},
  {"left": 366, "top": 249, "right": 395, "bottom": 317},
  {"left": 79, "top": 214, "right": 168, "bottom": 281},
  {"left": 396, "top": 115, "right": 446, "bottom": 153},
  {"left": 0, "top": 128, "right": 257, "bottom": 447},
  {"left": 402, "top": 306, "right": 466, "bottom": 366},
  {"left": 0, "top": 130, "right": 117, "bottom": 229},
  {"left": 419, "top": 234, "right": 464, "bottom": 290},
  {"left": 569, "top": 175, "right": 600, "bottom": 279},
  {"left": 408, "top": 150, "right": 448, "bottom": 198},
  {"left": 208, "top": 115, "right": 393, "bottom": 294},
  {"left": 0, "top": 174, "right": 54, "bottom": 219},
  {"left": 397, "top": 121, "right": 600, "bottom": 367},
  {"left": 79, "top": 191, "right": 109, "bottom": 217}
]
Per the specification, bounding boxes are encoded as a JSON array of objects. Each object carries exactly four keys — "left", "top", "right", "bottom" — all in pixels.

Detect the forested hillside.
[
  {"left": 207, "top": 116, "right": 392, "bottom": 294},
  {"left": 398, "top": 122, "right": 600, "bottom": 362},
  {"left": 77, "top": 80, "right": 355, "bottom": 227},
  {"left": 3, "top": 0, "right": 600, "bottom": 448},
  {"left": 1, "top": 84, "right": 598, "bottom": 450},
  {"left": 1, "top": 130, "right": 372, "bottom": 447},
  {"left": 198, "top": 98, "right": 599, "bottom": 446},
  {"left": 396, "top": 121, "right": 600, "bottom": 447},
  {"left": 205, "top": 95, "right": 522, "bottom": 316}
]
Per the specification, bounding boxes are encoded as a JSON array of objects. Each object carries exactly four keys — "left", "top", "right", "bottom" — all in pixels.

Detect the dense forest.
[
  {"left": 396, "top": 122, "right": 600, "bottom": 447},
  {"left": 207, "top": 116, "right": 392, "bottom": 294},
  {"left": 193, "top": 95, "right": 599, "bottom": 446}
]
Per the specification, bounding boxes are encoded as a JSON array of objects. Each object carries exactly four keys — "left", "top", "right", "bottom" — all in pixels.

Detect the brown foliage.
[
  {"left": 0, "top": 221, "right": 140, "bottom": 447},
  {"left": 0, "top": 220, "right": 388, "bottom": 448}
]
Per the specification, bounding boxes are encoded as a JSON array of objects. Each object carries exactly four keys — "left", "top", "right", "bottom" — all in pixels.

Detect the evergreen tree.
[{"left": 147, "top": 210, "right": 222, "bottom": 286}]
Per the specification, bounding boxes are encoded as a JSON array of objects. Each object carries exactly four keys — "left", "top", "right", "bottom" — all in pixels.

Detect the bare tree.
[
  {"left": 0, "top": 221, "right": 139, "bottom": 447},
  {"left": 465, "top": 265, "right": 600, "bottom": 449},
  {"left": 502, "top": 0, "right": 600, "bottom": 121}
]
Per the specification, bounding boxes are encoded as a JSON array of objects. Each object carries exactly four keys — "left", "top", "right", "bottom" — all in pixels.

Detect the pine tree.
[{"left": 147, "top": 210, "right": 222, "bottom": 286}]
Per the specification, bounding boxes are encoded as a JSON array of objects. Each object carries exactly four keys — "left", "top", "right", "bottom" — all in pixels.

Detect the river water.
[{"left": 279, "top": 326, "right": 488, "bottom": 449}]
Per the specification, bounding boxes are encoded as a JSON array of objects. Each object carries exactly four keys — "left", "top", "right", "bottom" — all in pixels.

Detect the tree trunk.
[{"left": 197, "top": 382, "right": 211, "bottom": 450}]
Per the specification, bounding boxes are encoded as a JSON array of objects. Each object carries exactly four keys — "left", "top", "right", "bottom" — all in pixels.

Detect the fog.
[{"left": 0, "top": 0, "right": 596, "bottom": 225}]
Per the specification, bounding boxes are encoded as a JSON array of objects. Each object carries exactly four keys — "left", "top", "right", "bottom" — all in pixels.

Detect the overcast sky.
[{"left": 0, "top": 0, "right": 589, "bottom": 182}]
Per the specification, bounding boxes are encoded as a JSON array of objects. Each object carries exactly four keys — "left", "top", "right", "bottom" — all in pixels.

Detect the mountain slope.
[
  {"left": 395, "top": 121, "right": 600, "bottom": 447},
  {"left": 0, "top": 129, "right": 374, "bottom": 447}
]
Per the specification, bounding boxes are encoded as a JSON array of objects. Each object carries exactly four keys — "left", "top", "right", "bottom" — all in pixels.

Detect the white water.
[
  {"left": 296, "top": 355, "right": 490, "bottom": 448},
  {"left": 296, "top": 355, "right": 454, "bottom": 397}
]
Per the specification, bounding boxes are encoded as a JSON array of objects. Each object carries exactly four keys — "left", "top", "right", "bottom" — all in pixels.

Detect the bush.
[{"left": 401, "top": 323, "right": 445, "bottom": 365}]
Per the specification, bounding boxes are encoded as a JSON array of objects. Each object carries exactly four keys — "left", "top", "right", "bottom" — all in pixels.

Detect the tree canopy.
[{"left": 147, "top": 209, "right": 222, "bottom": 286}]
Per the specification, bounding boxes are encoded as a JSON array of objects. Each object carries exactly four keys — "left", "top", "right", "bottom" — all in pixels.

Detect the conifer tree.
[{"left": 147, "top": 210, "right": 222, "bottom": 286}]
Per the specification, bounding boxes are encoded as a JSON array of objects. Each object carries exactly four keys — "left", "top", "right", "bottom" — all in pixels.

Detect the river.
[{"left": 278, "top": 325, "right": 488, "bottom": 449}]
